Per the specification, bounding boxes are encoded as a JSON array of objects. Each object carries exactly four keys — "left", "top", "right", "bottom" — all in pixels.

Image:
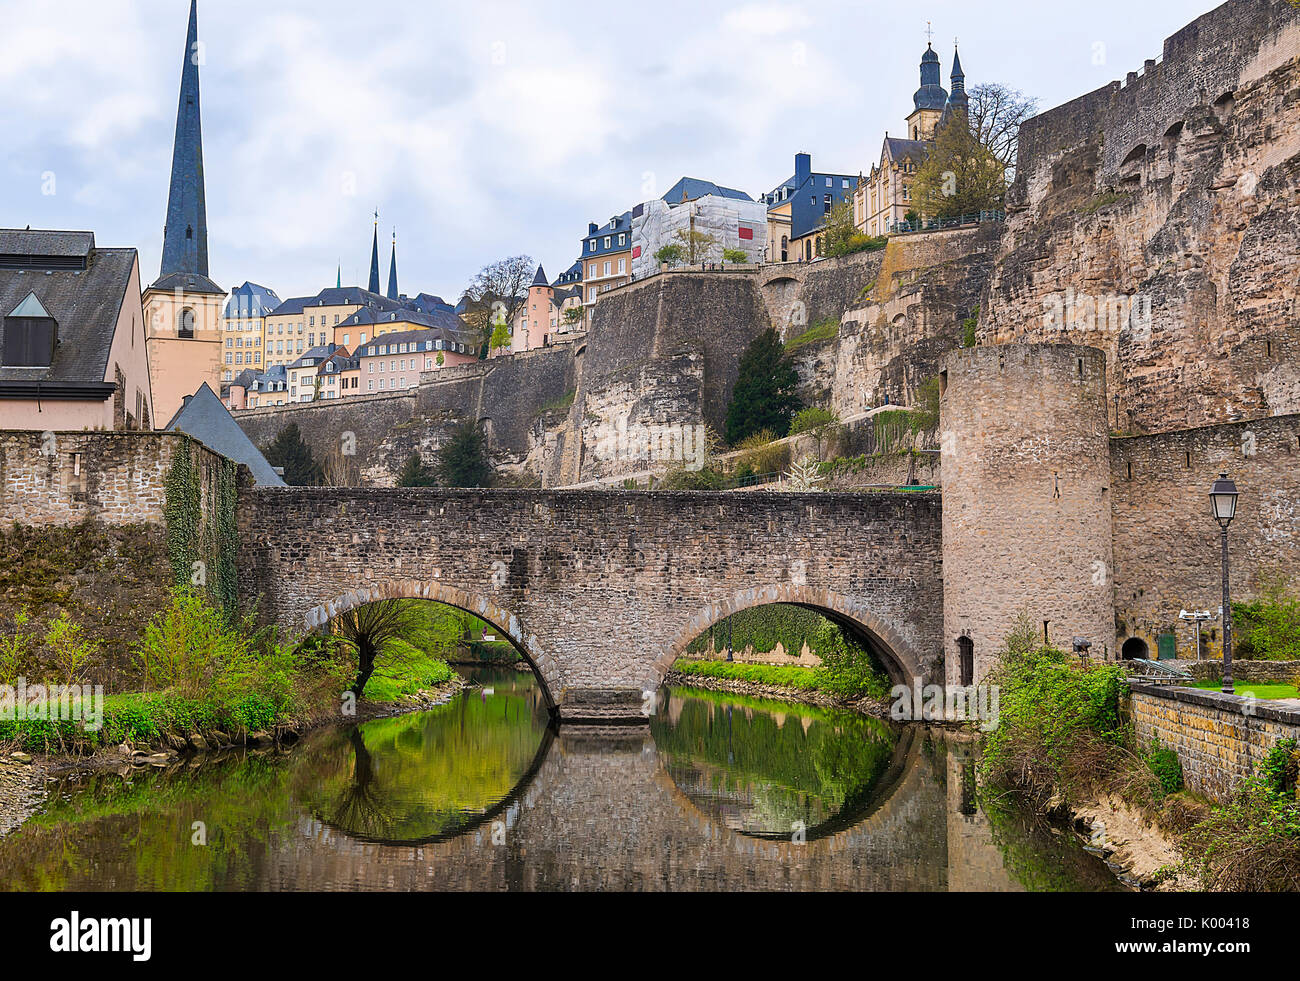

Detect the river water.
[{"left": 0, "top": 668, "right": 1120, "bottom": 891}]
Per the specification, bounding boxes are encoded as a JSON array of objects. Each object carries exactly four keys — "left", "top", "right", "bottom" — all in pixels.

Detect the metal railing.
[{"left": 888, "top": 211, "right": 1005, "bottom": 235}]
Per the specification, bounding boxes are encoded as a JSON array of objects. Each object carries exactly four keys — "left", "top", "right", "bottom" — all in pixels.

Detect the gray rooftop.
[
  {"left": 0, "top": 230, "right": 139, "bottom": 388},
  {"left": 165, "top": 383, "right": 286, "bottom": 487}
]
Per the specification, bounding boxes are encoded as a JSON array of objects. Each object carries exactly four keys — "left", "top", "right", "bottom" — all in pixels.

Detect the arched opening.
[
  {"left": 304, "top": 581, "right": 560, "bottom": 714},
  {"left": 958, "top": 636, "right": 975, "bottom": 686},
  {"left": 652, "top": 596, "right": 923, "bottom": 841},
  {"left": 657, "top": 587, "right": 929, "bottom": 696},
  {"left": 1121, "top": 637, "right": 1150, "bottom": 661},
  {"left": 178, "top": 306, "right": 196, "bottom": 339}
]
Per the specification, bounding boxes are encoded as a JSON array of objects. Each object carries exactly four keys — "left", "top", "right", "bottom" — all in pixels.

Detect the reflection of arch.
[
  {"left": 653, "top": 721, "right": 923, "bottom": 846},
  {"left": 1121, "top": 637, "right": 1149, "bottom": 661},
  {"left": 312, "top": 721, "right": 556, "bottom": 847},
  {"left": 656, "top": 585, "right": 928, "bottom": 687},
  {"left": 304, "top": 580, "right": 558, "bottom": 711}
]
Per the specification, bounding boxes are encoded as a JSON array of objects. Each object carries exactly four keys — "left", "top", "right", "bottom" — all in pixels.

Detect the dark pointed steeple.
[
  {"left": 531, "top": 265, "right": 549, "bottom": 288},
  {"left": 368, "top": 214, "right": 381, "bottom": 294},
  {"left": 948, "top": 45, "right": 968, "bottom": 112},
  {"left": 158, "top": 0, "right": 216, "bottom": 290},
  {"left": 386, "top": 230, "right": 399, "bottom": 300}
]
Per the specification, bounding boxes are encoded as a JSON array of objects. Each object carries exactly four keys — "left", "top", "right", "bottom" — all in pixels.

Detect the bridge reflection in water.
[{"left": 0, "top": 670, "right": 1120, "bottom": 892}]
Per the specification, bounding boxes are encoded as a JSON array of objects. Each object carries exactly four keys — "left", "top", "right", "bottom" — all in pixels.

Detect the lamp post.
[{"left": 1210, "top": 473, "right": 1240, "bottom": 695}]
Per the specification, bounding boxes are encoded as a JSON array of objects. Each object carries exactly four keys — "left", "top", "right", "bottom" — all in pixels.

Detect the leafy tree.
[
  {"left": 263, "top": 423, "right": 323, "bottom": 486},
  {"left": 790, "top": 406, "right": 842, "bottom": 461},
  {"left": 655, "top": 243, "right": 687, "bottom": 268},
  {"left": 819, "top": 201, "right": 887, "bottom": 258},
  {"left": 435, "top": 420, "right": 495, "bottom": 488},
  {"left": 490, "top": 320, "right": 512, "bottom": 353},
  {"left": 396, "top": 452, "right": 436, "bottom": 488},
  {"left": 459, "top": 255, "right": 535, "bottom": 355},
  {"left": 724, "top": 328, "right": 802, "bottom": 444},
  {"left": 1233, "top": 572, "right": 1300, "bottom": 660},
  {"left": 563, "top": 307, "right": 585, "bottom": 327},
  {"left": 722, "top": 248, "right": 748, "bottom": 264},
  {"left": 673, "top": 225, "right": 718, "bottom": 264},
  {"left": 333, "top": 599, "right": 428, "bottom": 696},
  {"left": 912, "top": 110, "right": 1008, "bottom": 219}
]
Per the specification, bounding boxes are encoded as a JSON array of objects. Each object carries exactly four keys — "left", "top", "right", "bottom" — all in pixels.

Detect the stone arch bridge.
[{"left": 238, "top": 489, "right": 944, "bottom": 722}]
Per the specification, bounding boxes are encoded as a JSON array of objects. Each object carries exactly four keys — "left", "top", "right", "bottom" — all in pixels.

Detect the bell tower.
[{"left": 143, "top": 0, "right": 226, "bottom": 424}]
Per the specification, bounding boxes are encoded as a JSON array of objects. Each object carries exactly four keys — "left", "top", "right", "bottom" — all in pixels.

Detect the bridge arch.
[
  {"left": 654, "top": 584, "right": 926, "bottom": 688},
  {"left": 303, "top": 579, "right": 560, "bottom": 713}
]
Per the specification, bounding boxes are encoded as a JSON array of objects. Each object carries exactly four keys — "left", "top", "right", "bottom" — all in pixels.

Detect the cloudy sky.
[{"left": 2, "top": 0, "right": 1215, "bottom": 302}]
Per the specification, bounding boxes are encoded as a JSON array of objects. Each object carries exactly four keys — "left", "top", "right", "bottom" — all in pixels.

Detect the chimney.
[{"left": 795, "top": 152, "right": 812, "bottom": 186}]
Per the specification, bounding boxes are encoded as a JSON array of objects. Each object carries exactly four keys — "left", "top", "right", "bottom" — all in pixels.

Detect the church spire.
[
  {"left": 368, "top": 211, "right": 381, "bottom": 294},
  {"left": 387, "top": 230, "right": 399, "bottom": 300},
  {"left": 159, "top": 0, "right": 210, "bottom": 282}
]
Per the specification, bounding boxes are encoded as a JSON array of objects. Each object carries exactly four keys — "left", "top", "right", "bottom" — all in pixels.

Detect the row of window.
[
  {"left": 588, "top": 232, "right": 628, "bottom": 252},
  {"left": 588, "top": 257, "right": 627, "bottom": 279}
]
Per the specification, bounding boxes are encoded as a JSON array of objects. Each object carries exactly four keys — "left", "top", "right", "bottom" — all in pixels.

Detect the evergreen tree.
[
  {"left": 435, "top": 420, "right": 495, "bottom": 488},
  {"left": 396, "top": 452, "right": 436, "bottom": 488},
  {"left": 724, "top": 328, "right": 802, "bottom": 444},
  {"left": 263, "top": 423, "right": 324, "bottom": 486}
]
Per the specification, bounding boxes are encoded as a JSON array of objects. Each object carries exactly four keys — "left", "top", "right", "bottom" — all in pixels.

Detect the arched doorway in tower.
[
  {"left": 1121, "top": 638, "right": 1150, "bottom": 661},
  {"left": 957, "top": 636, "right": 975, "bottom": 686}
]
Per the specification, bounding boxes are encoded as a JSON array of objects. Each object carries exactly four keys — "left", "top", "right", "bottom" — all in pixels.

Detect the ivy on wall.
[
  {"left": 164, "top": 439, "right": 240, "bottom": 617},
  {"left": 687, "top": 604, "right": 835, "bottom": 657}
]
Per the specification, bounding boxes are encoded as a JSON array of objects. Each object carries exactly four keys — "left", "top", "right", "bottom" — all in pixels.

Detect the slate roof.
[
  {"left": 223, "top": 281, "right": 281, "bottom": 319},
  {"left": 150, "top": 271, "right": 223, "bottom": 295},
  {"left": 531, "top": 265, "right": 549, "bottom": 287},
  {"left": 286, "top": 344, "right": 340, "bottom": 371},
  {"left": 662, "top": 177, "right": 754, "bottom": 204},
  {"left": 354, "top": 327, "right": 470, "bottom": 358},
  {"left": 338, "top": 304, "right": 467, "bottom": 333},
  {"left": 0, "top": 230, "right": 138, "bottom": 391},
  {"left": 269, "top": 287, "right": 401, "bottom": 318},
  {"left": 0, "top": 229, "right": 94, "bottom": 260},
  {"left": 165, "top": 383, "right": 286, "bottom": 487}
]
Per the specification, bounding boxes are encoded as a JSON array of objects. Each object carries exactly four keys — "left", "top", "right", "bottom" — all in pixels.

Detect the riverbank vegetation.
[
  {"left": 979, "top": 615, "right": 1300, "bottom": 891},
  {"left": 0, "top": 589, "right": 465, "bottom": 757},
  {"left": 675, "top": 605, "right": 893, "bottom": 703}
]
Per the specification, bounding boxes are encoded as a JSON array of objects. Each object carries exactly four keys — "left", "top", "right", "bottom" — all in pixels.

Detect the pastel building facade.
[
  {"left": 763, "top": 153, "right": 858, "bottom": 262},
  {"left": 221, "top": 281, "right": 280, "bottom": 381},
  {"left": 0, "top": 230, "right": 155, "bottom": 432}
]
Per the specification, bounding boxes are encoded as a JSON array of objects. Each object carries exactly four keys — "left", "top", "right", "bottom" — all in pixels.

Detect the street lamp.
[{"left": 1210, "top": 473, "right": 1239, "bottom": 695}]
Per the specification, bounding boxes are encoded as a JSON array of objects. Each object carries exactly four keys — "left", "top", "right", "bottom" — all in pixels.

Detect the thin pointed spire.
[
  {"left": 368, "top": 211, "right": 381, "bottom": 294},
  {"left": 386, "top": 229, "right": 399, "bottom": 300},
  {"left": 337, "top": 262, "right": 342, "bottom": 289},
  {"left": 159, "top": 0, "right": 210, "bottom": 282}
]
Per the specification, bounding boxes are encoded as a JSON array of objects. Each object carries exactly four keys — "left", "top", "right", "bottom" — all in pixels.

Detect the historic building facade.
[{"left": 854, "top": 44, "right": 970, "bottom": 237}]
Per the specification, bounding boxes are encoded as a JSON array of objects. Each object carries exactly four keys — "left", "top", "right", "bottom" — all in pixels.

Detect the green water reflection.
[{"left": 0, "top": 670, "right": 1122, "bottom": 892}]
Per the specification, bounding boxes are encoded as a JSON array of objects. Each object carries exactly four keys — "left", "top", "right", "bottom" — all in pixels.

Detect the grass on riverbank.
[
  {"left": 1189, "top": 681, "right": 1300, "bottom": 700},
  {"left": 672, "top": 659, "right": 822, "bottom": 691}
]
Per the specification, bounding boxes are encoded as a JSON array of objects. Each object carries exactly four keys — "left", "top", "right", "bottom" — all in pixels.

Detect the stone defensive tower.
[{"left": 939, "top": 344, "right": 1115, "bottom": 684}]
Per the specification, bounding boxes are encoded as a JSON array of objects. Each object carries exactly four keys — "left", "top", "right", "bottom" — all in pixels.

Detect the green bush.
[
  {"left": 980, "top": 628, "right": 1130, "bottom": 806},
  {"left": 811, "top": 623, "right": 892, "bottom": 701},
  {"left": 1145, "top": 740, "right": 1185, "bottom": 797},
  {"left": 784, "top": 319, "right": 839, "bottom": 352},
  {"left": 1233, "top": 573, "right": 1300, "bottom": 660}
]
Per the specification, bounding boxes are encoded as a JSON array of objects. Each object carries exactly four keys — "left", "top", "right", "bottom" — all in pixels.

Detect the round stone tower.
[{"left": 939, "top": 344, "right": 1115, "bottom": 685}]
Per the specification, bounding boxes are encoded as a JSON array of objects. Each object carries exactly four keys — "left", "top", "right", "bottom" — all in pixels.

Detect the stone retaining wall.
[
  {"left": 1187, "top": 660, "right": 1300, "bottom": 685},
  {"left": 1129, "top": 681, "right": 1300, "bottom": 799}
]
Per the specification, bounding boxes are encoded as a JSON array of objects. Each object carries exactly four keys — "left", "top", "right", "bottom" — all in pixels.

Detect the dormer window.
[{"left": 3, "top": 292, "right": 57, "bottom": 367}]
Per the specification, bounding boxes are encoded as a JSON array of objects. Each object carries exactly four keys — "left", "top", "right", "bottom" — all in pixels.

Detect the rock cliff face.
[{"left": 983, "top": 0, "right": 1300, "bottom": 435}]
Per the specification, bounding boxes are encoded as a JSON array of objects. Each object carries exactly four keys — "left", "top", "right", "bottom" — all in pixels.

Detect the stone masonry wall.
[
  {"left": 237, "top": 488, "right": 945, "bottom": 719},
  {"left": 1111, "top": 413, "right": 1300, "bottom": 659},
  {"left": 1130, "top": 682, "right": 1300, "bottom": 800},
  {"left": 984, "top": 0, "right": 1300, "bottom": 435},
  {"left": 0, "top": 430, "right": 227, "bottom": 527},
  {"left": 940, "top": 345, "right": 1116, "bottom": 682}
]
